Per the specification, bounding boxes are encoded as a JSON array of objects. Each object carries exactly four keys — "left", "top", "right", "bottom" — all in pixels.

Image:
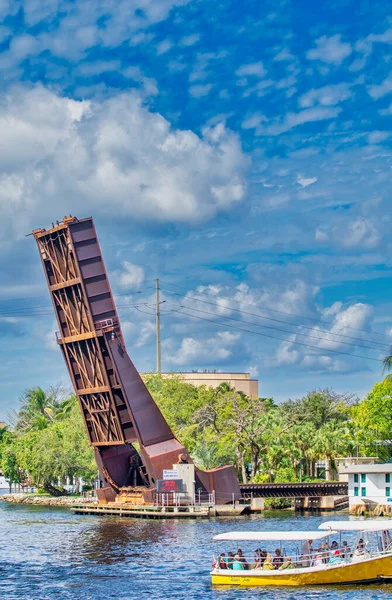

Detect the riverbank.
[{"left": 0, "top": 493, "right": 80, "bottom": 506}]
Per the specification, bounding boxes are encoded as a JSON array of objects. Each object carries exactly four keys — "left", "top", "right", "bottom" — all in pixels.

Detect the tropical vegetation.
[{"left": 1, "top": 375, "right": 392, "bottom": 493}]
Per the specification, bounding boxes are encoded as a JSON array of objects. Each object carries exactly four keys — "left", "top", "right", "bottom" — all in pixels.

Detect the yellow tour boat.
[{"left": 211, "top": 520, "right": 392, "bottom": 586}]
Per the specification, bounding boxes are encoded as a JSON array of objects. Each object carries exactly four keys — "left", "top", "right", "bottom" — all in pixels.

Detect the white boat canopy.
[
  {"left": 213, "top": 531, "right": 337, "bottom": 542},
  {"left": 319, "top": 520, "right": 392, "bottom": 532}
]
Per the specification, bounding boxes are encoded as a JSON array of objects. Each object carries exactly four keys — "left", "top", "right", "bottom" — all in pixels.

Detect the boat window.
[
  {"left": 386, "top": 474, "right": 390, "bottom": 484},
  {"left": 354, "top": 474, "right": 359, "bottom": 483},
  {"left": 361, "top": 474, "right": 366, "bottom": 484},
  {"left": 386, "top": 487, "right": 390, "bottom": 497},
  {"left": 361, "top": 487, "right": 366, "bottom": 497},
  {"left": 354, "top": 487, "right": 359, "bottom": 496}
]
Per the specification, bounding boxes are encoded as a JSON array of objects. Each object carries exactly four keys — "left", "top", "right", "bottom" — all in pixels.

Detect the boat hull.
[{"left": 211, "top": 554, "right": 392, "bottom": 586}]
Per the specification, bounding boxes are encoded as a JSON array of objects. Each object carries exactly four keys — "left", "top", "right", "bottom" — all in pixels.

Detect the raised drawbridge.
[{"left": 32, "top": 216, "right": 240, "bottom": 504}]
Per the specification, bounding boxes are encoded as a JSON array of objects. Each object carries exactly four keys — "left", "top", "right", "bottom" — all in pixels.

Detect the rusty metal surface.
[{"left": 33, "top": 215, "right": 240, "bottom": 503}]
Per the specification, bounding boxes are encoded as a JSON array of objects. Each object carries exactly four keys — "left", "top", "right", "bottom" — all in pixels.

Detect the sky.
[{"left": 0, "top": 0, "right": 392, "bottom": 419}]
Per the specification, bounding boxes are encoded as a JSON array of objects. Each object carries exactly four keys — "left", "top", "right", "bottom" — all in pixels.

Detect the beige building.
[{"left": 159, "top": 371, "right": 259, "bottom": 398}]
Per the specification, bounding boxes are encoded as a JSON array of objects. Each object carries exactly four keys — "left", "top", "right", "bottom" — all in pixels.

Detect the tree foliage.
[{"left": 0, "top": 376, "right": 389, "bottom": 492}]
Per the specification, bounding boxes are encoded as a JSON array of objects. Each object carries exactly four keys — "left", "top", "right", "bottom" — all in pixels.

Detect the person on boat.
[
  {"left": 254, "top": 548, "right": 262, "bottom": 569},
  {"left": 301, "top": 539, "right": 313, "bottom": 567},
  {"left": 356, "top": 538, "right": 365, "bottom": 554},
  {"left": 237, "top": 548, "right": 249, "bottom": 570},
  {"left": 279, "top": 556, "right": 295, "bottom": 570},
  {"left": 261, "top": 553, "right": 274, "bottom": 570},
  {"left": 219, "top": 553, "right": 227, "bottom": 569},
  {"left": 232, "top": 555, "right": 243, "bottom": 570},
  {"left": 226, "top": 551, "right": 234, "bottom": 569},
  {"left": 272, "top": 548, "right": 284, "bottom": 570},
  {"left": 328, "top": 550, "right": 342, "bottom": 565},
  {"left": 313, "top": 553, "right": 324, "bottom": 567},
  {"left": 341, "top": 540, "right": 351, "bottom": 559}
]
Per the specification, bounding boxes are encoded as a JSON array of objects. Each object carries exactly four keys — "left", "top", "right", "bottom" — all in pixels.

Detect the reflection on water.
[{"left": 0, "top": 503, "right": 391, "bottom": 600}]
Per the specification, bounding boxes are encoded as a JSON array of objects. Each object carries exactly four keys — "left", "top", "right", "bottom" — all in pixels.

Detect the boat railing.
[{"left": 212, "top": 545, "right": 392, "bottom": 571}]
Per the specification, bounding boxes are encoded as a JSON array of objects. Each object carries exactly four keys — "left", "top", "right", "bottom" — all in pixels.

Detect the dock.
[{"left": 71, "top": 502, "right": 250, "bottom": 519}]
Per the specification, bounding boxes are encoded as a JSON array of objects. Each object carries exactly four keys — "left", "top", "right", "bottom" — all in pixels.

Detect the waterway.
[{"left": 1, "top": 501, "right": 391, "bottom": 600}]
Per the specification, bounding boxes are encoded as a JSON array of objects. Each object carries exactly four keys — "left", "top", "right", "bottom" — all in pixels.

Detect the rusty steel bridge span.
[{"left": 32, "top": 216, "right": 240, "bottom": 505}]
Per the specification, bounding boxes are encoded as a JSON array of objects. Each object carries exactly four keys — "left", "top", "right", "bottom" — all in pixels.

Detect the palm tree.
[
  {"left": 383, "top": 348, "right": 392, "bottom": 377},
  {"left": 17, "top": 387, "right": 58, "bottom": 431}
]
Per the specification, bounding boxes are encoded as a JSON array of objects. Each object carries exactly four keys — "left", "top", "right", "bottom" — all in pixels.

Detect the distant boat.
[{"left": 211, "top": 520, "right": 392, "bottom": 586}]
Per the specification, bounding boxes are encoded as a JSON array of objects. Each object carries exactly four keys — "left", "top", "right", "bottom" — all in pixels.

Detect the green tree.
[
  {"left": 383, "top": 347, "right": 392, "bottom": 376},
  {"left": 352, "top": 378, "right": 392, "bottom": 461}
]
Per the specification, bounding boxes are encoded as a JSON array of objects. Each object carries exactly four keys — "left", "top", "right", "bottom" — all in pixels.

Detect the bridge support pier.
[{"left": 294, "top": 496, "right": 336, "bottom": 511}]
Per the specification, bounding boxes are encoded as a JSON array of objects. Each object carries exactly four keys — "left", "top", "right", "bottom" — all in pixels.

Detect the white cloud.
[
  {"left": 273, "top": 48, "right": 294, "bottom": 62},
  {"left": 117, "top": 261, "right": 145, "bottom": 288},
  {"left": 368, "top": 74, "right": 392, "bottom": 99},
  {"left": 258, "top": 107, "right": 341, "bottom": 136},
  {"left": 315, "top": 228, "right": 329, "bottom": 243},
  {"left": 387, "top": 327, "right": 392, "bottom": 337},
  {"left": 189, "top": 83, "right": 213, "bottom": 98},
  {"left": 135, "top": 321, "right": 155, "bottom": 348},
  {"left": 299, "top": 83, "right": 352, "bottom": 108},
  {"left": 368, "top": 131, "right": 390, "bottom": 144},
  {"left": 179, "top": 33, "right": 200, "bottom": 47},
  {"left": 306, "top": 34, "right": 352, "bottom": 65},
  {"left": 235, "top": 62, "right": 266, "bottom": 77},
  {"left": 297, "top": 175, "right": 317, "bottom": 188},
  {"left": 338, "top": 218, "right": 380, "bottom": 249},
  {"left": 0, "top": 85, "right": 249, "bottom": 238},
  {"left": 169, "top": 331, "right": 240, "bottom": 365},
  {"left": 156, "top": 39, "right": 173, "bottom": 55}
]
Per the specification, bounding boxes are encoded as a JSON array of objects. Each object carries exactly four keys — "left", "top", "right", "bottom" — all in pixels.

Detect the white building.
[
  {"left": 342, "top": 464, "right": 392, "bottom": 510},
  {"left": 335, "top": 457, "right": 379, "bottom": 482},
  {"left": 0, "top": 470, "right": 8, "bottom": 491}
]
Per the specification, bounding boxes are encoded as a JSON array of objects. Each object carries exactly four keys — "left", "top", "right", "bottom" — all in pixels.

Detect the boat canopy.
[
  {"left": 213, "top": 531, "right": 337, "bottom": 542},
  {"left": 319, "top": 520, "right": 392, "bottom": 532}
]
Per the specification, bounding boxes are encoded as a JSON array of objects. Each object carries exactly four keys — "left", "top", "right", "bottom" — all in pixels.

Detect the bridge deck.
[{"left": 240, "top": 482, "right": 348, "bottom": 498}]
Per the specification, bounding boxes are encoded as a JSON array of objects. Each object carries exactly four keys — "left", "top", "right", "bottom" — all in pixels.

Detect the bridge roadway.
[{"left": 240, "top": 481, "right": 348, "bottom": 498}]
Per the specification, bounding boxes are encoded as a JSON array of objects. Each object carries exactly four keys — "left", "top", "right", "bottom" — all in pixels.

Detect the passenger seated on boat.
[
  {"left": 313, "top": 553, "right": 324, "bottom": 567},
  {"left": 272, "top": 549, "right": 284, "bottom": 570},
  {"left": 355, "top": 538, "right": 365, "bottom": 555},
  {"left": 253, "top": 548, "right": 261, "bottom": 568},
  {"left": 262, "top": 553, "right": 274, "bottom": 570},
  {"left": 237, "top": 548, "right": 249, "bottom": 570},
  {"left": 232, "top": 555, "right": 243, "bottom": 570},
  {"left": 227, "top": 551, "right": 234, "bottom": 569},
  {"left": 219, "top": 553, "right": 227, "bottom": 569},
  {"left": 328, "top": 550, "right": 342, "bottom": 565},
  {"left": 341, "top": 540, "right": 351, "bottom": 559},
  {"left": 279, "top": 556, "right": 295, "bottom": 570}
]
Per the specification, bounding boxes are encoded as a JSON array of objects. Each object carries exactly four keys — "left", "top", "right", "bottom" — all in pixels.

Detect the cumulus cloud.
[
  {"left": 169, "top": 331, "right": 240, "bottom": 365},
  {"left": 275, "top": 302, "right": 375, "bottom": 372},
  {"left": 0, "top": 85, "right": 249, "bottom": 238},
  {"left": 189, "top": 83, "right": 213, "bottom": 98},
  {"left": 117, "top": 261, "right": 145, "bottom": 288},
  {"left": 306, "top": 34, "right": 352, "bottom": 65}
]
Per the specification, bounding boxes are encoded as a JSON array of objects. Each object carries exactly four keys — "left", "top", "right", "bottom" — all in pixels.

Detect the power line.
[
  {"left": 160, "top": 288, "right": 390, "bottom": 350},
  {"left": 160, "top": 280, "right": 392, "bottom": 341},
  {"left": 162, "top": 306, "right": 383, "bottom": 364},
  {"left": 163, "top": 301, "right": 384, "bottom": 354}
]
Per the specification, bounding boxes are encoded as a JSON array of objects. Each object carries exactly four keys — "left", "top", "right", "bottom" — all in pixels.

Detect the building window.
[
  {"left": 361, "top": 487, "right": 366, "bottom": 497},
  {"left": 386, "top": 474, "right": 391, "bottom": 484},
  {"left": 354, "top": 474, "right": 359, "bottom": 483},
  {"left": 354, "top": 487, "right": 359, "bottom": 497},
  {"left": 386, "top": 487, "right": 391, "bottom": 497},
  {"left": 361, "top": 474, "right": 366, "bottom": 484}
]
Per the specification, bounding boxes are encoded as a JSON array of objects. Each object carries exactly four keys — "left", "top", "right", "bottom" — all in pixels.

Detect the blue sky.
[{"left": 0, "top": 0, "right": 392, "bottom": 419}]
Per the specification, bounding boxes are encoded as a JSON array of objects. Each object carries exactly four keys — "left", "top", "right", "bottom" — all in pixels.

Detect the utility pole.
[{"left": 156, "top": 278, "right": 161, "bottom": 374}]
